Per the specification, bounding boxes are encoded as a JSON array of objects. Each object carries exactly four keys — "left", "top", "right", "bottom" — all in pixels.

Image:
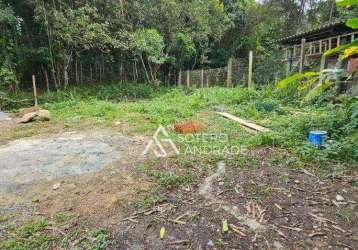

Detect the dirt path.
[{"left": 199, "top": 161, "right": 266, "bottom": 233}]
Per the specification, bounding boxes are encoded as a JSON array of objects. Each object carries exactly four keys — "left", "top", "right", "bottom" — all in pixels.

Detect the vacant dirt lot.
[{"left": 0, "top": 123, "right": 357, "bottom": 249}]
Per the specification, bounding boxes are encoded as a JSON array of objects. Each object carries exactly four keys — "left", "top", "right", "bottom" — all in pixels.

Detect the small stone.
[
  {"left": 183, "top": 186, "right": 190, "bottom": 192},
  {"left": 207, "top": 240, "right": 214, "bottom": 247},
  {"left": 336, "top": 194, "right": 345, "bottom": 201},
  {"left": 218, "top": 181, "right": 224, "bottom": 186},
  {"left": 36, "top": 109, "right": 51, "bottom": 121},
  {"left": 213, "top": 106, "right": 225, "bottom": 112},
  {"left": 294, "top": 180, "right": 300, "bottom": 184},
  {"left": 52, "top": 183, "right": 61, "bottom": 190},
  {"left": 273, "top": 241, "right": 284, "bottom": 250},
  {"left": 18, "top": 112, "right": 37, "bottom": 123}
]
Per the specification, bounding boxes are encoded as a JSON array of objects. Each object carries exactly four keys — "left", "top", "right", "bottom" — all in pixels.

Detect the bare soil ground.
[
  {"left": 112, "top": 148, "right": 358, "bottom": 250},
  {"left": 0, "top": 120, "right": 357, "bottom": 249},
  {"left": 0, "top": 129, "right": 153, "bottom": 230}
]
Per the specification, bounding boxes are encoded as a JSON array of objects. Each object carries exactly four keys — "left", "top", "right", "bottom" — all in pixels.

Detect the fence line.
[{"left": 178, "top": 55, "right": 250, "bottom": 88}]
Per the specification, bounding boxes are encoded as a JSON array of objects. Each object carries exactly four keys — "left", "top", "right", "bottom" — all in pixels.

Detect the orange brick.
[{"left": 174, "top": 121, "right": 206, "bottom": 134}]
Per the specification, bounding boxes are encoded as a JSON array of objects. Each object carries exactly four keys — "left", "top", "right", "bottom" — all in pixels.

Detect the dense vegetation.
[{"left": 1, "top": 0, "right": 356, "bottom": 92}]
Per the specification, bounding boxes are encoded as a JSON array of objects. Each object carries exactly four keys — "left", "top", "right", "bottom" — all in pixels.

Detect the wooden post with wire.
[
  {"left": 201, "top": 69, "right": 204, "bottom": 88},
  {"left": 248, "top": 51, "right": 253, "bottom": 88},
  {"left": 32, "top": 75, "right": 38, "bottom": 107},
  {"left": 227, "top": 57, "right": 233, "bottom": 87},
  {"left": 186, "top": 70, "right": 190, "bottom": 87},
  {"left": 178, "top": 70, "right": 182, "bottom": 86}
]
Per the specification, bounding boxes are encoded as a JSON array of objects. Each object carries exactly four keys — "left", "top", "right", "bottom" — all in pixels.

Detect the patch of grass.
[
  {"left": 150, "top": 171, "right": 192, "bottom": 188},
  {"left": 258, "top": 186, "right": 276, "bottom": 200},
  {"left": 338, "top": 205, "right": 358, "bottom": 224},
  {"left": 2, "top": 219, "right": 54, "bottom": 250},
  {"left": 0, "top": 215, "right": 8, "bottom": 223},
  {"left": 134, "top": 187, "right": 166, "bottom": 210},
  {"left": 81, "top": 229, "right": 112, "bottom": 250},
  {"left": 1, "top": 215, "right": 112, "bottom": 250},
  {"left": 54, "top": 212, "right": 73, "bottom": 224}
]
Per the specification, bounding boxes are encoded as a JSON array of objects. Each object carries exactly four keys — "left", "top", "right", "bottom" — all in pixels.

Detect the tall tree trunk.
[
  {"left": 57, "top": 62, "right": 62, "bottom": 88},
  {"left": 75, "top": 56, "right": 79, "bottom": 84},
  {"left": 90, "top": 64, "right": 93, "bottom": 82},
  {"left": 132, "top": 62, "right": 136, "bottom": 82},
  {"left": 42, "top": 0, "right": 57, "bottom": 89},
  {"left": 63, "top": 52, "right": 71, "bottom": 88},
  {"left": 80, "top": 60, "right": 83, "bottom": 84},
  {"left": 99, "top": 60, "right": 102, "bottom": 82},
  {"left": 64, "top": 64, "right": 69, "bottom": 88},
  {"left": 134, "top": 61, "right": 138, "bottom": 81},
  {"left": 139, "top": 54, "right": 150, "bottom": 83},
  {"left": 329, "top": 0, "right": 336, "bottom": 22},
  {"left": 148, "top": 62, "right": 155, "bottom": 82},
  {"left": 42, "top": 66, "right": 50, "bottom": 93},
  {"left": 52, "top": 69, "right": 58, "bottom": 89},
  {"left": 102, "top": 57, "right": 105, "bottom": 81}
]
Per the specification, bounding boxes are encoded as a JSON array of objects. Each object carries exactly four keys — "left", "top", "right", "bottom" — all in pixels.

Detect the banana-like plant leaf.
[
  {"left": 337, "top": 0, "right": 358, "bottom": 7},
  {"left": 324, "top": 40, "right": 358, "bottom": 57},
  {"left": 342, "top": 46, "right": 358, "bottom": 59},
  {"left": 347, "top": 18, "right": 358, "bottom": 29},
  {"left": 303, "top": 80, "right": 334, "bottom": 102},
  {"left": 298, "top": 76, "right": 320, "bottom": 92},
  {"left": 277, "top": 72, "right": 319, "bottom": 90}
]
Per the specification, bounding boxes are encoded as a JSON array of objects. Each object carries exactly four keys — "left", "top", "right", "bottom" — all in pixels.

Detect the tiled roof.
[{"left": 277, "top": 20, "right": 348, "bottom": 44}]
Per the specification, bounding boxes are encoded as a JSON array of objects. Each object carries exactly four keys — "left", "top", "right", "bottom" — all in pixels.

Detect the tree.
[
  {"left": 0, "top": 0, "right": 22, "bottom": 91},
  {"left": 133, "top": 29, "right": 168, "bottom": 83}
]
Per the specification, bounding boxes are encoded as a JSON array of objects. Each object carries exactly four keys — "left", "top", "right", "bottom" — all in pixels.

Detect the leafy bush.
[{"left": 255, "top": 99, "right": 282, "bottom": 113}]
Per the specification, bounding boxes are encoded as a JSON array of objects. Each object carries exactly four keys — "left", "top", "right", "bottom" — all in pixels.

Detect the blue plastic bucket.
[{"left": 309, "top": 131, "right": 327, "bottom": 147}]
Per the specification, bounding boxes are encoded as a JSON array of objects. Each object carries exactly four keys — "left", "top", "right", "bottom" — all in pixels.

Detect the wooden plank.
[{"left": 217, "top": 112, "right": 269, "bottom": 132}]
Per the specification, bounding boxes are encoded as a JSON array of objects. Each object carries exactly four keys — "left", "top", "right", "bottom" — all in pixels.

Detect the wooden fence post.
[
  {"left": 299, "top": 38, "right": 306, "bottom": 73},
  {"left": 227, "top": 57, "right": 233, "bottom": 87},
  {"left": 178, "top": 70, "right": 182, "bottom": 86},
  {"left": 201, "top": 69, "right": 204, "bottom": 88},
  {"left": 186, "top": 70, "right": 190, "bottom": 87},
  {"left": 32, "top": 75, "right": 38, "bottom": 107},
  {"left": 206, "top": 71, "right": 209, "bottom": 87},
  {"left": 248, "top": 51, "right": 253, "bottom": 88}
]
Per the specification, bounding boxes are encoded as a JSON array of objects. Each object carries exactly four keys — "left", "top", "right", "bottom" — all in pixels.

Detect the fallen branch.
[
  {"left": 0, "top": 97, "right": 32, "bottom": 103},
  {"left": 229, "top": 224, "right": 247, "bottom": 237},
  {"left": 167, "top": 240, "right": 189, "bottom": 245},
  {"left": 309, "top": 213, "right": 338, "bottom": 225},
  {"left": 279, "top": 225, "right": 303, "bottom": 232}
]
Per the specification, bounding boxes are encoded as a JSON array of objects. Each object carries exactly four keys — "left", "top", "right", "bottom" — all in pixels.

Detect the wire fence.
[
  {"left": 178, "top": 53, "right": 286, "bottom": 88},
  {"left": 178, "top": 58, "right": 250, "bottom": 88}
]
